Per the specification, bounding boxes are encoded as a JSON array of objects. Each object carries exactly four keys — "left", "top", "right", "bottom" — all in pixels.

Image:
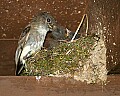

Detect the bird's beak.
[{"left": 48, "top": 23, "right": 54, "bottom": 30}]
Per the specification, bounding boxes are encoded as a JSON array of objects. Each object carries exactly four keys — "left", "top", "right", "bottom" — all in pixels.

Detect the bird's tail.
[
  {"left": 16, "top": 62, "right": 25, "bottom": 75},
  {"left": 15, "top": 45, "right": 25, "bottom": 75}
]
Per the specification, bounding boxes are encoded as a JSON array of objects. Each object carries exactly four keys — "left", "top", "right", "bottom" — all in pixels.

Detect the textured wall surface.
[
  {"left": 0, "top": 0, "right": 119, "bottom": 75},
  {"left": 86, "top": 0, "right": 120, "bottom": 72}
]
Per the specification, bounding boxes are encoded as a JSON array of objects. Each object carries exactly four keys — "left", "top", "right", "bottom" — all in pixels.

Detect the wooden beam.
[{"left": 0, "top": 75, "right": 120, "bottom": 96}]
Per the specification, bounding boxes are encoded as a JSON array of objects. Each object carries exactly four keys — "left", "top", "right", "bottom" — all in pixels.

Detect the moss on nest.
[{"left": 21, "top": 36, "right": 96, "bottom": 76}]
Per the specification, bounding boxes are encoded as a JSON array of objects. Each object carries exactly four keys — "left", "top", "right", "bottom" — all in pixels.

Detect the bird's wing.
[
  {"left": 15, "top": 24, "right": 31, "bottom": 74},
  {"left": 18, "top": 24, "right": 31, "bottom": 45}
]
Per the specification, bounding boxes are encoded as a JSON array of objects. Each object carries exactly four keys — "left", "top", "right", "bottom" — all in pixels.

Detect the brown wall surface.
[
  {"left": 86, "top": 0, "right": 120, "bottom": 72},
  {"left": 0, "top": 0, "right": 88, "bottom": 75},
  {"left": 0, "top": 0, "right": 119, "bottom": 75}
]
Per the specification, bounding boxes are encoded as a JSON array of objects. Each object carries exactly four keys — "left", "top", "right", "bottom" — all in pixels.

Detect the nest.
[
  {"left": 21, "top": 14, "right": 107, "bottom": 84},
  {"left": 21, "top": 35, "right": 107, "bottom": 84}
]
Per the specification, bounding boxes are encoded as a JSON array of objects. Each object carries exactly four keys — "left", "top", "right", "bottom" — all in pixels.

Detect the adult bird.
[{"left": 15, "top": 12, "right": 58, "bottom": 75}]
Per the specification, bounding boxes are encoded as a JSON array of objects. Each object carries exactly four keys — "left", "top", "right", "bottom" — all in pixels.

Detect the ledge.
[{"left": 0, "top": 75, "right": 120, "bottom": 96}]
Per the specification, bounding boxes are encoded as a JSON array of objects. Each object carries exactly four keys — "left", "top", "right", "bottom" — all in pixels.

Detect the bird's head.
[
  {"left": 51, "top": 25, "right": 68, "bottom": 40},
  {"left": 31, "top": 12, "right": 57, "bottom": 32}
]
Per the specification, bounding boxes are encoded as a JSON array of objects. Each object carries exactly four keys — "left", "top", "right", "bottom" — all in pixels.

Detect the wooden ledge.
[{"left": 0, "top": 75, "right": 120, "bottom": 96}]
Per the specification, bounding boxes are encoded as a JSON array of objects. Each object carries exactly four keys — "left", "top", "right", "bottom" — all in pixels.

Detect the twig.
[
  {"left": 66, "top": 50, "right": 71, "bottom": 55},
  {"left": 85, "top": 14, "right": 88, "bottom": 36},
  {"left": 70, "top": 14, "right": 88, "bottom": 42}
]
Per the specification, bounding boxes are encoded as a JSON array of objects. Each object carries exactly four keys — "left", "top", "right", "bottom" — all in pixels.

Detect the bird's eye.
[{"left": 47, "top": 18, "right": 51, "bottom": 23}]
